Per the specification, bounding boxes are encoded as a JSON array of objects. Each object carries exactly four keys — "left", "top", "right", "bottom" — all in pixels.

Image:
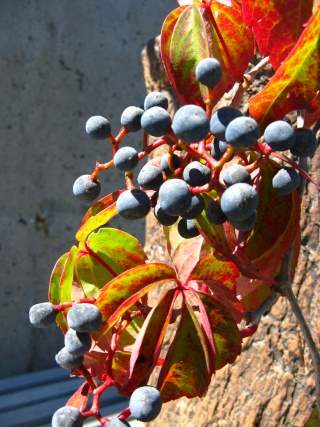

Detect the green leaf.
[
  {"left": 157, "top": 298, "right": 213, "bottom": 402},
  {"left": 76, "top": 191, "right": 123, "bottom": 242},
  {"left": 124, "top": 289, "right": 179, "bottom": 392},
  {"left": 198, "top": 291, "right": 242, "bottom": 370},
  {"left": 75, "top": 228, "right": 148, "bottom": 299},
  {"left": 48, "top": 246, "right": 78, "bottom": 333},
  {"left": 242, "top": 0, "right": 313, "bottom": 70},
  {"left": 305, "top": 405, "right": 320, "bottom": 427},
  {"left": 160, "top": 1, "right": 254, "bottom": 106},
  {"left": 249, "top": 8, "right": 320, "bottom": 131},
  {"left": 94, "top": 263, "right": 178, "bottom": 344}
]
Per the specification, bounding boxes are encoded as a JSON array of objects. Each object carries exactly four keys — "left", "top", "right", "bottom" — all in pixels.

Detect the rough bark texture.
[{"left": 142, "top": 38, "right": 320, "bottom": 427}]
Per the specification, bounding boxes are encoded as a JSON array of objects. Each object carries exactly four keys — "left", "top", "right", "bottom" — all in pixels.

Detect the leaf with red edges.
[
  {"left": 49, "top": 246, "right": 78, "bottom": 333},
  {"left": 242, "top": 0, "right": 313, "bottom": 69},
  {"left": 94, "top": 263, "right": 178, "bottom": 343},
  {"left": 160, "top": 2, "right": 254, "bottom": 106},
  {"left": 76, "top": 191, "right": 124, "bottom": 242},
  {"left": 249, "top": 9, "right": 320, "bottom": 131},
  {"left": 82, "top": 351, "right": 108, "bottom": 381},
  {"left": 124, "top": 289, "right": 178, "bottom": 392},
  {"left": 198, "top": 291, "right": 242, "bottom": 370},
  {"left": 65, "top": 382, "right": 90, "bottom": 411},
  {"left": 157, "top": 298, "right": 213, "bottom": 402}
]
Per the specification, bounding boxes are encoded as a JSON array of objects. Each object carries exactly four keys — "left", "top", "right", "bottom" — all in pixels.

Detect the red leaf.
[
  {"left": 242, "top": 0, "right": 313, "bottom": 69},
  {"left": 65, "top": 382, "right": 90, "bottom": 411},
  {"left": 124, "top": 289, "right": 179, "bottom": 391},
  {"left": 160, "top": 2, "right": 254, "bottom": 106},
  {"left": 249, "top": 8, "right": 320, "bottom": 131},
  {"left": 157, "top": 299, "right": 213, "bottom": 402}
]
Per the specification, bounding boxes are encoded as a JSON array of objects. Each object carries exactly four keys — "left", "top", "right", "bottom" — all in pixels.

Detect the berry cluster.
[{"left": 73, "top": 57, "right": 316, "bottom": 238}]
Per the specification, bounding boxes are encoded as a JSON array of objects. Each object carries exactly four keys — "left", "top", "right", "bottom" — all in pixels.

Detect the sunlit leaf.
[
  {"left": 65, "top": 382, "right": 90, "bottom": 411},
  {"left": 48, "top": 246, "right": 78, "bottom": 333},
  {"left": 198, "top": 291, "right": 242, "bottom": 370},
  {"left": 76, "top": 191, "right": 123, "bottom": 242},
  {"left": 157, "top": 299, "right": 213, "bottom": 402},
  {"left": 94, "top": 263, "right": 178, "bottom": 343},
  {"left": 124, "top": 289, "right": 179, "bottom": 392},
  {"left": 249, "top": 8, "right": 320, "bottom": 131},
  {"left": 161, "top": 1, "right": 254, "bottom": 106},
  {"left": 242, "top": 0, "right": 313, "bottom": 69}
]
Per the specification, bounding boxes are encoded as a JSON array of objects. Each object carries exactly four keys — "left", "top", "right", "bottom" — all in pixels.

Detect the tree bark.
[{"left": 142, "top": 37, "right": 320, "bottom": 427}]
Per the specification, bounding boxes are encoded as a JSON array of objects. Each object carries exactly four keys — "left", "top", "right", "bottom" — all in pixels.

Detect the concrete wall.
[{"left": 0, "top": 0, "right": 176, "bottom": 378}]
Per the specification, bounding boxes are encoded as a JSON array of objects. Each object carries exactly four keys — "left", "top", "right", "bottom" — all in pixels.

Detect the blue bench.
[{"left": 0, "top": 367, "right": 129, "bottom": 427}]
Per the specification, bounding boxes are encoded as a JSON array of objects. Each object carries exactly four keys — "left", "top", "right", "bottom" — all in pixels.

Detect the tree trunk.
[{"left": 142, "top": 37, "right": 320, "bottom": 427}]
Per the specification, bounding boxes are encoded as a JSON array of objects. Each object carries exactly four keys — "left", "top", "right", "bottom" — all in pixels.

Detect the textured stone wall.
[{"left": 0, "top": 0, "right": 176, "bottom": 378}]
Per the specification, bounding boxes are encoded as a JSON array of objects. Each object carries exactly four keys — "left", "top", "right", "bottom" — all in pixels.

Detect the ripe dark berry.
[
  {"left": 67, "top": 303, "right": 102, "bottom": 333},
  {"left": 272, "top": 166, "right": 300, "bottom": 195},
  {"left": 158, "top": 179, "right": 192, "bottom": 216},
  {"left": 73, "top": 175, "right": 101, "bottom": 202},
  {"left": 120, "top": 106, "right": 144, "bottom": 132},
  {"left": 210, "top": 106, "right": 243, "bottom": 141},
  {"left": 195, "top": 57, "right": 222, "bottom": 87},
  {"left": 183, "top": 161, "right": 211, "bottom": 187},
  {"left": 138, "top": 164, "right": 164, "bottom": 190},
  {"left": 181, "top": 194, "right": 205, "bottom": 219},
  {"left": 225, "top": 116, "right": 259, "bottom": 149},
  {"left": 230, "top": 210, "right": 258, "bottom": 232},
  {"left": 154, "top": 203, "right": 179, "bottom": 226},
  {"left": 52, "top": 406, "right": 84, "bottom": 427},
  {"left": 160, "top": 153, "right": 181, "bottom": 176},
  {"left": 29, "top": 302, "right": 56, "bottom": 328},
  {"left": 264, "top": 120, "right": 296, "bottom": 151},
  {"left": 114, "top": 146, "right": 139, "bottom": 172},
  {"left": 290, "top": 128, "right": 317, "bottom": 157},
  {"left": 64, "top": 329, "right": 92, "bottom": 356},
  {"left": 222, "top": 164, "right": 251, "bottom": 187},
  {"left": 55, "top": 347, "right": 84, "bottom": 371},
  {"left": 178, "top": 218, "right": 200, "bottom": 239},
  {"left": 141, "top": 106, "right": 171, "bottom": 137},
  {"left": 220, "top": 183, "right": 259, "bottom": 221},
  {"left": 211, "top": 138, "right": 229, "bottom": 161},
  {"left": 144, "top": 91, "right": 169, "bottom": 111},
  {"left": 206, "top": 199, "right": 227, "bottom": 225},
  {"left": 116, "top": 189, "right": 151, "bottom": 220},
  {"left": 129, "top": 386, "right": 162, "bottom": 422},
  {"left": 85, "top": 116, "right": 111, "bottom": 140},
  {"left": 172, "top": 105, "right": 210, "bottom": 144}
]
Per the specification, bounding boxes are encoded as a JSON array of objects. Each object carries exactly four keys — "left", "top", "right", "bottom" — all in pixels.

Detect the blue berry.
[
  {"left": 195, "top": 57, "right": 222, "bottom": 87},
  {"left": 220, "top": 183, "right": 259, "bottom": 221},
  {"left": 52, "top": 406, "right": 84, "bottom": 427},
  {"left": 264, "top": 120, "right": 296, "bottom": 151},
  {"left": 29, "top": 302, "right": 56, "bottom": 328},
  {"left": 230, "top": 210, "right": 258, "bottom": 232},
  {"left": 141, "top": 106, "right": 171, "bottom": 137},
  {"left": 116, "top": 189, "right": 151, "bottom": 220},
  {"left": 183, "top": 161, "right": 211, "bottom": 187},
  {"left": 129, "top": 386, "right": 162, "bottom": 422},
  {"left": 178, "top": 218, "right": 200, "bottom": 239},
  {"left": 73, "top": 175, "right": 101, "bottom": 202},
  {"left": 290, "top": 128, "right": 317, "bottom": 157},
  {"left": 225, "top": 116, "right": 259, "bottom": 149},
  {"left": 181, "top": 194, "right": 205, "bottom": 219},
  {"left": 272, "top": 166, "right": 300, "bottom": 195},
  {"left": 222, "top": 164, "right": 251, "bottom": 187},
  {"left": 67, "top": 303, "right": 102, "bottom": 333},
  {"left": 211, "top": 138, "right": 229, "bottom": 160},
  {"left": 114, "top": 147, "right": 139, "bottom": 172},
  {"left": 158, "top": 179, "right": 192, "bottom": 216},
  {"left": 144, "top": 92, "right": 169, "bottom": 110},
  {"left": 172, "top": 105, "right": 210, "bottom": 144},
  {"left": 160, "top": 153, "right": 181, "bottom": 176},
  {"left": 85, "top": 116, "right": 111, "bottom": 140},
  {"left": 64, "top": 329, "right": 92, "bottom": 356},
  {"left": 210, "top": 106, "right": 243, "bottom": 141},
  {"left": 206, "top": 199, "right": 227, "bottom": 225},
  {"left": 138, "top": 165, "right": 163, "bottom": 190},
  {"left": 55, "top": 347, "right": 84, "bottom": 371},
  {"left": 154, "top": 203, "right": 179, "bottom": 226},
  {"left": 121, "top": 106, "right": 144, "bottom": 132}
]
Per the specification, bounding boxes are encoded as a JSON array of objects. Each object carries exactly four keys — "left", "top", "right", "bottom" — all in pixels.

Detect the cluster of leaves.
[{"left": 44, "top": 0, "right": 320, "bottom": 424}]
